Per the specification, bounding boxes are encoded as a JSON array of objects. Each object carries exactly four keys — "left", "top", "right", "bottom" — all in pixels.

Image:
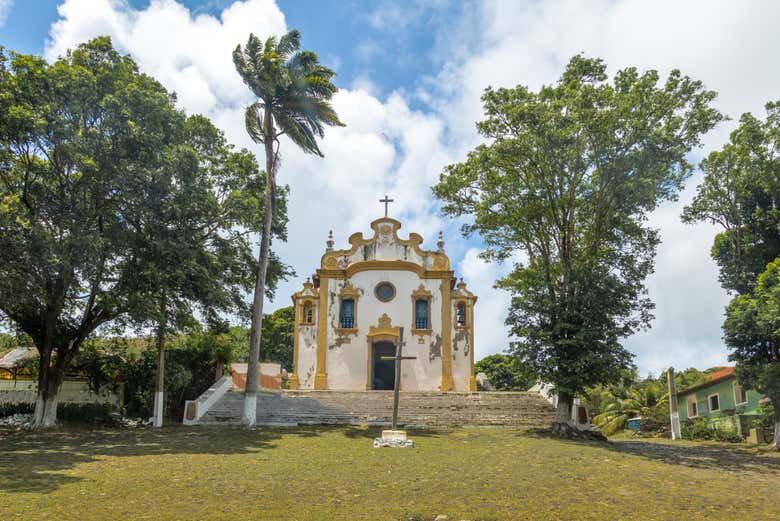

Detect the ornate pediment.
[
  {"left": 367, "top": 313, "right": 400, "bottom": 338},
  {"left": 319, "top": 217, "right": 451, "bottom": 277}
]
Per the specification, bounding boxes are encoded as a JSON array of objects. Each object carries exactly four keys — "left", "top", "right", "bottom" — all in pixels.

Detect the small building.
[
  {"left": 676, "top": 366, "right": 765, "bottom": 436},
  {"left": 0, "top": 347, "right": 123, "bottom": 406}
]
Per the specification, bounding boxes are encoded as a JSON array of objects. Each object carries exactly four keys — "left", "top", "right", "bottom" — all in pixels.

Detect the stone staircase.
[{"left": 197, "top": 390, "right": 556, "bottom": 428}]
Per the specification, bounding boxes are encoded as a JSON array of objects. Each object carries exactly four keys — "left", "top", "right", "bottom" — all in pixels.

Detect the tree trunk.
[
  {"left": 243, "top": 111, "right": 276, "bottom": 427},
  {"left": 215, "top": 360, "right": 224, "bottom": 380},
  {"left": 773, "top": 396, "right": 780, "bottom": 450},
  {"left": 152, "top": 297, "right": 167, "bottom": 428},
  {"left": 30, "top": 357, "right": 63, "bottom": 429},
  {"left": 554, "top": 392, "right": 574, "bottom": 426}
]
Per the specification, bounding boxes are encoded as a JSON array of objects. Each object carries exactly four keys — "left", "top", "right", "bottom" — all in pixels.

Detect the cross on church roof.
[{"left": 379, "top": 195, "right": 394, "bottom": 217}]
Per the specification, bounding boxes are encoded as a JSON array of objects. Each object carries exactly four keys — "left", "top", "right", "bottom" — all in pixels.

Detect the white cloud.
[
  {"left": 44, "top": 0, "right": 457, "bottom": 329},
  {"left": 45, "top": 0, "right": 780, "bottom": 375},
  {"left": 422, "top": 0, "right": 780, "bottom": 375},
  {"left": 0, "top": 0, "right": 13, "bottom": 27}
]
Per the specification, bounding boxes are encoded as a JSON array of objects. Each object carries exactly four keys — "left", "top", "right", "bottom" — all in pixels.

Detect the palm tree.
[
  {"left": 232, "top": 30, "right": 343, "bottom": 426},
  {"left": 592, "top": 387, "right": 669, "bottom": 436}
]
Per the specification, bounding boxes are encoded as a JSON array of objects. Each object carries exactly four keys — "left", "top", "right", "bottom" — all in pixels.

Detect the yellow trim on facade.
[
  {"left": 439, "top": 278, "right": 454, "bottom": 391},
  {"left": 452, "top": 279, "right": 478, "bottom": 392},
  {"left": 290, "top": 279, "right": 318, "bottom": 390},
  {"left": 468, "top": 299, "right": 477, "bottom": 392},
  {"left": 314, "top": 276, "right": 329, "bottom": 389},
  {"left": 319, "top": 218, "right": 451, "bottom": 274},
  {"left": 289, "top": 301, "right": 301, "bottom": 389}
]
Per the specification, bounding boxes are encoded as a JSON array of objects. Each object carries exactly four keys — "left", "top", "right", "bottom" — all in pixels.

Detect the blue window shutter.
[
  {"left": 340, "top": 299, "right": 355, "bottom": 328},
  {"left": 415, "top": 299, "right": 429, "bottom": 329}
]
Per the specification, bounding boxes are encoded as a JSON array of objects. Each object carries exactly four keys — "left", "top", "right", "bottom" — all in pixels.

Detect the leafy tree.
[
  {"left": 261, "top": 306, "right": 295, "bottom": 371},
  {"left": 723, "top": 260, "right": 780, "bottom": 447},
  {"left": 474, "top": 354, "right": 535, "bottom": 390},
  {"left": 233, "top": 30, "right": 343, "bottom": 425},
  {"left": 222, "top": 307, "right": 294, "bottom": 370},
  {"left": 683, "top": 102, "right": 780, "bottom": 449},
  {"left": 125, "top": 114, "right": 291, "bottom": 426},
  {"left": 433, "top": 55, "right": 721, "bottom": 434},
  {"left": 592, "top": 387, "right": 669, "bottom": 436},
  {"left": 0, "top": 38, "right": 284, "bottom": 428}
]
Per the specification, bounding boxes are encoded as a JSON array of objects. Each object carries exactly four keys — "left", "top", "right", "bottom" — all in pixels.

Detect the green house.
[{"left": 676, "top": 366, "right": 765, "bottom": 435}]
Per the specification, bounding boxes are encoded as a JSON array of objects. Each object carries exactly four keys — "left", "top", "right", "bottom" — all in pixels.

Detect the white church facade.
[{"left": 289, "top": 215, "right": 478, "bottom": 392}]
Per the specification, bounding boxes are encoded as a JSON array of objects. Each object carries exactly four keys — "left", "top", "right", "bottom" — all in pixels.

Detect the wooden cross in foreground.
[{"left": 380, "top": 327, "right": 416, "bottom": 430}]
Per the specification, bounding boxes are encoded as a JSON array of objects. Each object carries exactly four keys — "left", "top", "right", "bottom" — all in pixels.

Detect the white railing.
[{"left": 182, "top": 375, "right": 233, "bottom": 425}]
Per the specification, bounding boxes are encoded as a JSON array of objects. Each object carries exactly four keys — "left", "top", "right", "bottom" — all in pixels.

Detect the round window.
[{"left": 374, "top": 282, "right": 396, "bottom": 302}]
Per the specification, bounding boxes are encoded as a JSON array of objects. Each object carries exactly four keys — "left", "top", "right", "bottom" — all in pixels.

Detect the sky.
[{"left": 2, "top": 0, "right": 779, "bottom": 376}]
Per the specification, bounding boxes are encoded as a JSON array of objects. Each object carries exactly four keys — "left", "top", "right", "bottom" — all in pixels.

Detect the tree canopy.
[
  {"left": 433, "top": 55, "right": 722, "bottom": 427},
  {"left": 0, "top": 37, "right": 287, "bottom": 427},
  {"left": 683, "top": 101, "right": 780, "bottom": 447},
  {"left": 474, "top": 353, "right": 536, "bottom": 391}
]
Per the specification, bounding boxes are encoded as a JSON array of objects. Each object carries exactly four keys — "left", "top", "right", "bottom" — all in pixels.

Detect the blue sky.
[
  {"left": 1, "top": 0, "right": 469, "bottom": 106},
  {"left": 2, "top": 0, "right": 780, "bottom": 376}
]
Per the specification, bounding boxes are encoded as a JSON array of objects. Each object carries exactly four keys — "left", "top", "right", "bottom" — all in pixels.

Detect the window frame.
[
  {"left": 410, "top": 284, "right": 433, "bottom": 336},
  {"left": 414, "top": 298, "right": 430, "bottom": 330},
  {"left": 732, "top": 381, "right": 748, "bottom": 406},
  {"left": 339, "top": 298, "right": 356, "bottom": 329},
  {"left": 686, "top": 394, "right": 698, "bottom": 418},
  {"left": 336, "top": 282, "right": 360, "bottom": 336},
  {"left": 374, "top": 281, "right": 396, "bottom": 303},
  {"left": 708, "top": 393, "right": 720, "bottom": 413},
  {"left": 301, "top": 300, "right": 315, "bottom": 325},
  {"left": 455, "top": 301, "right": 468, "bottom": 328}
]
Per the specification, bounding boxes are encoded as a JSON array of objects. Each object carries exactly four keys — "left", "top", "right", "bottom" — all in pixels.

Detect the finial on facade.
[
  {"left": 326, "top": 230, "right": 334, "bottom": 251},
  {"left": 437, "top": 230, "right": 445, "bottom": 252}
]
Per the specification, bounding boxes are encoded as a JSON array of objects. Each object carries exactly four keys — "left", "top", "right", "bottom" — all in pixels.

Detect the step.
[{"left": 195, "top": 389, "right": 555, "bottom": 427}]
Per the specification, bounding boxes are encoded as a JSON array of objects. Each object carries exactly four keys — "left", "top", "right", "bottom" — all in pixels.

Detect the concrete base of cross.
[{"left": 373, "top": 429, "right": 414, "bottom": 448}]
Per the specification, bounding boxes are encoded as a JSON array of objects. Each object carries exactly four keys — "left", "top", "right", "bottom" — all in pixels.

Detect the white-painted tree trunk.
[
  {"left": 670, "top": 411, "right": 681, "bottom": 440},
  {"left": 31, "top": 392, "right": 58, "bottom": 429},
  {"left": 242, "top": 393, "right": 257, "bottom": 427},
  {"left": 774, "top": 421, "right": 780, "bottom": 449},
  {"left": 153, "top": 391, "right": 164, "bottom": 428},
  {"left": 554, "top": 394, "right": 573, "bottom": 425}
]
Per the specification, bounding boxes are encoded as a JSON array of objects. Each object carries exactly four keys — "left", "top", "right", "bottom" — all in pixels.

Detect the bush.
[
  {"left": 474, "top": 354, "right": 536, "bottom": 391},
  {"left": 0, "top": 401, "right": 118, "bottom": 424},
  {"left": 57, "top": 403, "right": 117, "bottom": 424},
  {"left": 681, "top": 417, "right": 744, "bottom": 443},
  {"left": 752, "top": 402, "right": 775, "bottom": 430},
  {"left": 0, "top": 401, "right": 35, "bottom": 418}
]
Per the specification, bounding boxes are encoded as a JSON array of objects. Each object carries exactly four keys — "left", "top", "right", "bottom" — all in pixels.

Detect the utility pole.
[{"left": 668, "top": 366, "right": 681, "bottom": 440}]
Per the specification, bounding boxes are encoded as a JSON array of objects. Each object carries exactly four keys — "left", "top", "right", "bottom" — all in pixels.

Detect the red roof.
[
  {"left": 707, "top": 366, "right": 735, "bottom": 381},
  {"left": 678, "top": 366, "right": 736, "bottom": 396}
]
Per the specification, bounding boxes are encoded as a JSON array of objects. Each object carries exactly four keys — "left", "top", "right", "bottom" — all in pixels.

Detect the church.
[{"left": 288, "top": 203, "right": 478, "bottom": 393}]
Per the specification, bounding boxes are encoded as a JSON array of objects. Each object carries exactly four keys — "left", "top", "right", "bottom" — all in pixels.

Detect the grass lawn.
[{"left": 1, "top": 425, "right": 779, "bottom": 520}]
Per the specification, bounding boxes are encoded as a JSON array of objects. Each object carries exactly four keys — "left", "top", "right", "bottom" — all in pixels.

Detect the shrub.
[
  {"left": 752, "top": 402, "right": 775, "bottom": 430},
  {"left": 57, "top": 403, "right": 117, "bottom": 424},
  {"left": 682, "top": 417, "right": 744, "bottom": 443},
  {"left": 0, "top": 401, "right": 35, "bottom": 418}
]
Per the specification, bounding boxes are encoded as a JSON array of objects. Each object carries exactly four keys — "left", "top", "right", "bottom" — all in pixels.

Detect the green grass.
[{"left": 1, "top": 425, "right": 779, "bottom": 520}]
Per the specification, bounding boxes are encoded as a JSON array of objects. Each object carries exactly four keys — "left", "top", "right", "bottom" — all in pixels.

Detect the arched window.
[
  {"left": 415, "top": 298, "right": 429, "bottom": 329},
  {"left": 456, "top": 302, "right": 467, "bottom": 327},
  {"left": 340, "top": 298, "right": 355, "bottom": 329},
  {"left": 302, "top": 302, "right": 313, "bottom": 325}
]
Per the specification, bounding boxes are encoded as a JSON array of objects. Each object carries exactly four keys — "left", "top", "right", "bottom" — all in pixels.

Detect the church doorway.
[{"left": 371, "top": 341, "right": 396, "bottom": 390}]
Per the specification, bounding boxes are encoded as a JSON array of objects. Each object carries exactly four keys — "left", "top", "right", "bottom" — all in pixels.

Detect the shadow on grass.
[
  {"left": 520, "top": 428, "right": 780, "bottom": 473},
  {"left": 0, "top": 423, "right": 450, "bottom": 495},
  {"left": 607, "top": 439, "right": 780, "bottom": 473},
  {"left": 0, "top": 426, "right": 284, "bottom": 494}
]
